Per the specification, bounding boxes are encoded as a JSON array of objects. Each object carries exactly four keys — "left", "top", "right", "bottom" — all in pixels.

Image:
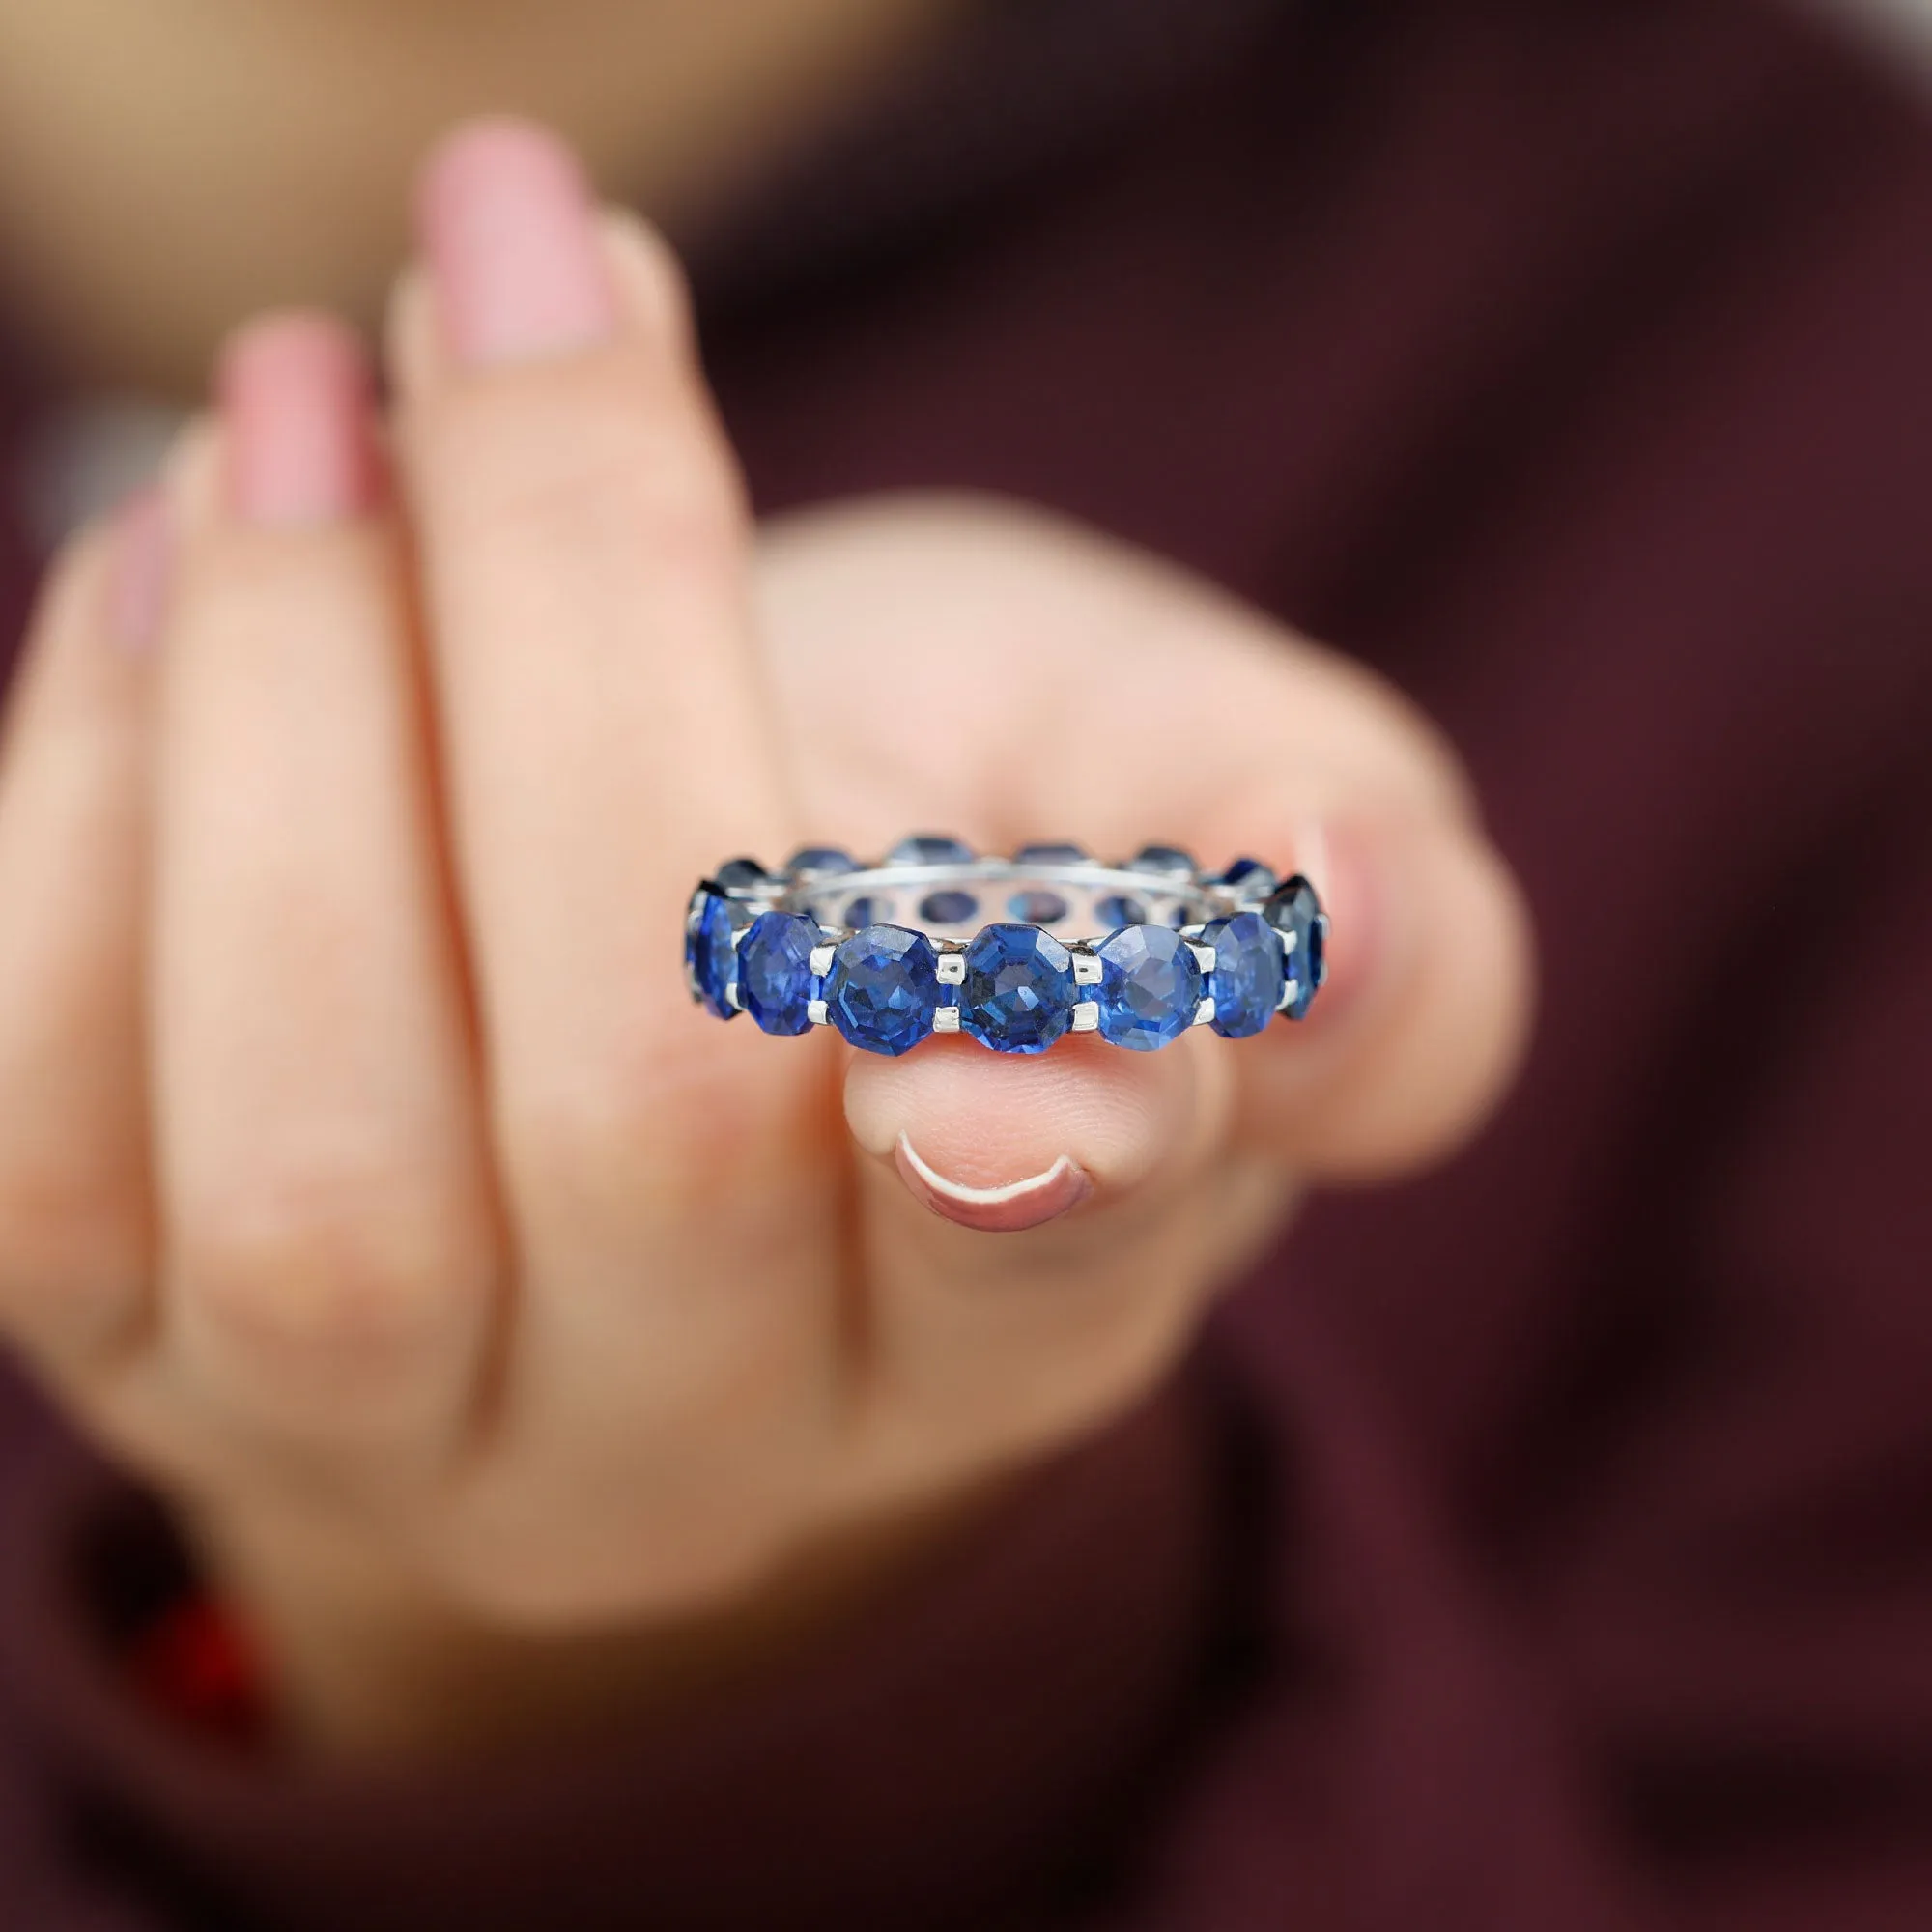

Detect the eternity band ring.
[{"left": 686, "top": 835, "right": 1327, "bottom": 1057}]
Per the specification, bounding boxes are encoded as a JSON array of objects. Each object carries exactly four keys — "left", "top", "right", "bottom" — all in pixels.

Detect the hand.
[{"left": 0, "top": 122, "right": 1530, "bottom": 1755}]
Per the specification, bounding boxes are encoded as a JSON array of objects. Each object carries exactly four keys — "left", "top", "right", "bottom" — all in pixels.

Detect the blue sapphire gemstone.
[
  {"left": 787, "top": 845, "right": 859, "bottom": 877},
  {"left": 713, "top": 856, "right": 770, "bottom": 891},
  {"left": 685, "top": 888, "right": 750, "bottom": 1019},
  {"left": 1202, "top": 911, "right": 1285, "bottom": 1038},
  {"left": 1094, "top": 924, "right": 1203, "bottom": 1050},
  {"left": 889, "top": 834, "right": 975, "bottom": 866},
  {"left": 1216, "top": 856, "right": 1278, "bottom": 898},
  {"left": 737, "top": 911, "right": 821, "bottom": 1036},
  {"left": 1263, "top": 874, "right": 1325, "bottom": 1019},
  {"left": 1127, "top": 843, "right": 1198, "bottom": 878},
  {"left": 920, "top": 890, "right": 979, "bottom": 924},
  {"left": 1094, "top": 893, "right": 1148, "bottom": 928},
  {"left": 1013, "top": 841, "right": 1088, "bottom": 864},
  {"left": 827, "top": 925, "right": 940, "bottom": 1056},
  {"left": 1008, "top": 889, "right": 1069, "bottom": 923},
  {"left": 961, "top": 924, "right": 1075, "bottom": 1055},
  {"left": 841, "top": 895, "right": 886, "bottom": 928}
]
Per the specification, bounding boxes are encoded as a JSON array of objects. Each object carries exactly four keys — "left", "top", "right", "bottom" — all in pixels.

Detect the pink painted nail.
[
  {"left": 218, "top": 316, "right": 381, "bottom": 526},
  {"left": 895, "top": 1134, "right": 1094, "bottom": 1235},
  {"left": 106, "top": 490, "right": 172, "bottom": 651},
  {"left": 415, "top": 119, "right": 615, "bottom": 367}
]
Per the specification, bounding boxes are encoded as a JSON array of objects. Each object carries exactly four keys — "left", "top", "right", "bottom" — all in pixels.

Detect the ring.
[{"left": 685, "top": 836, "right": 1328, "bottom": 1057}]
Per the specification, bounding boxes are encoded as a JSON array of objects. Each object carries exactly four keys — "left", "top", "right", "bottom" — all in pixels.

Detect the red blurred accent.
[{"left": 124, "top": 1595, "right": 267, "bottom": 1743}]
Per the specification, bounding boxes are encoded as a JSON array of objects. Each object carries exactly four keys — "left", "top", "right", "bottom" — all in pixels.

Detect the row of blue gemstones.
[{"left": 687, "top": 838, "right": 1326, "bottom": 1058}]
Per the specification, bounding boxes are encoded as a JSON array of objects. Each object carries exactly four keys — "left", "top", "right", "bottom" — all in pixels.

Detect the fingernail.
[
  {"left": 218, "top": 316, "right": 381, "bottom": 526},
  {"left": 106, "top": 489, "right": 172, "bottom": 651},
  {"left": 1290, "top": 819, "right": 1386, "bottom": 1025},
  {"left": 415, "top": 118, "right": 615, "bottom": 367},
  {"left": 895, "top": 1133, "right": 1094, "bottom": 1235}
]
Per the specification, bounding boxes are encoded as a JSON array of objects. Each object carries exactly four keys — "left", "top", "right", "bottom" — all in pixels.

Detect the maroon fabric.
[{"left": 3, "top": 0, "right": 1932, "bottom": 1926}]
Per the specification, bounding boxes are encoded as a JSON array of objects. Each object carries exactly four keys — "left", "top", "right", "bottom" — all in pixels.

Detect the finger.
[
  {"left": 0, "top": 497, "right": 165, "bottom": 1368},
  {"left": 395, "top": 126, "right": 810, "bottom": 1181},
  {"left": 757, "top": 500, "right": 1532, "bottom": 1180},
  {"left": 841, "top": 1028, "right": 1282, "bottom": 1472},
  {"left": 392, "top": 122, "right": 833, "bottom": 1558},
  {"left": 1231, "top": 811, "right": 1535, "bottom": 1180},
  {"left": 152, "top": 317, "right": 496, "bottom": 1453}
]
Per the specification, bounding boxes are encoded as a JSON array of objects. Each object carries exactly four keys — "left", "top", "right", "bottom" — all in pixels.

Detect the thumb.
[{"left": 840, "top": 1032, "right": 1276, "bottom": 1458}]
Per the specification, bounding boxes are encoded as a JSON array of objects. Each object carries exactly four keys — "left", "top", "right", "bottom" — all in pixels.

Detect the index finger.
[{"left": 391, "top": 124, "right": 839, "bottom": 1504}]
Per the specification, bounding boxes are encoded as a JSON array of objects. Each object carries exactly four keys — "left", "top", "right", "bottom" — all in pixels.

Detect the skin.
[
  {"left": 0, "top": 0, "right": 962, "bottom": 390},
  {"left": 0, "top": 16, "right": 1533, "bottom": 1761}
]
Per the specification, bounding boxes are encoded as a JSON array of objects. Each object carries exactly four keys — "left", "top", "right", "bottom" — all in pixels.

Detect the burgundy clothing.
[{"left": 4, "top": 0, "right": 1931, "bottom": 1926}]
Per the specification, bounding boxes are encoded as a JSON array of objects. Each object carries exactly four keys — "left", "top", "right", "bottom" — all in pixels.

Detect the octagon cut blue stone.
[
  {"left": 1216, "top": 856, "right": 1278, "bottom": 898},
  {"left": 1094, "top": 924, "right": 1203, "bottom": 1050},
  {"left": 1203, "top": 911, "right": 1285, "bottom": 1038},
  {"left": 738, "top": 912, "right": 821, "bottom": 1036},
  {"left": 961, "top": 924, "right": 1075, "bottom": 1055},
  {"left": 827, "top": 925, "right": 940, "bottom": 1056},
  {"left": 685, "top": 889, "right": 749, "bottom": 1019},
  {"left": 920, "top": 890, "right": 979, "bottom": 924},
  {"left": 1008, "top": 889, "right": 1068, "bottom": 923},
  {"left": 889, "top": 833, "right": 975, "bottom": 866},
  {"left": 1127, "top": 843, "right": 1198, "bottom": 878},
  {"left": 786, "top": 845, "right": 859, "bottom": 877},
  {"left": 713, "top": 856, "right": 770, "bottom": 891},
  {"left": 1263, "top": 874, "right": 1325, "bottom": 1020}
]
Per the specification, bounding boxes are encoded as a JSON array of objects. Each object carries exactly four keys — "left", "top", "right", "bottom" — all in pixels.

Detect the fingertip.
[
  {"left": 895, "top": 1135, "right": 1093, "bottom": 1234},
  {"left": 412, "top": 115, "right": 615, "bottom": 369},
  {"left": 216, "top": 310, "right": 369, "bottom": 389},
  {"left": 213, "top": 312, "right": 382, "bottom": 527},
  {"left": 105, "top": 489, "right": 173, "bottom": 653},
  {"left": 595, "top": 208, "right": 694, "bottom": 349},
  {"left": 846, "top": 1032, "right": 1219, "bottom": 1230},
  {"left": 1243, "top": 811, "right": 1537, "bottom": 1179},
  {"left": 413, "top": 115, "right": 593, "bottom": 238}
]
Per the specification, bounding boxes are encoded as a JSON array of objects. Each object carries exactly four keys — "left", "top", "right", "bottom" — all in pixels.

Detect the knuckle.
[
  {"left": 176, "top": 1158, "right": 487, "bottom": 1380},
  {"left": 499, "top": 1032, "right": 755, "bottom": 1218}
]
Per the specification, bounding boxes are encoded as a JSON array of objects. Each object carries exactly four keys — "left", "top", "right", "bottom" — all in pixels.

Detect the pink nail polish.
[
  {"left": 106, "top": 490, "right": 171, "bottom": 651},
  {"left": 218, "top": 316, "right": 381, "bottom": 526},
  {"left": 895, "top": 1134, "right": 1094, "bottom": 1235},
  {"left": 415, "top": 119, "right": 616, "bottom": 368}
]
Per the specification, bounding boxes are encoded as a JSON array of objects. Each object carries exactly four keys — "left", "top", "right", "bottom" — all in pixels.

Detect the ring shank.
[{"left": 773, "top": 858, "right": 1237, "bottom": 938}]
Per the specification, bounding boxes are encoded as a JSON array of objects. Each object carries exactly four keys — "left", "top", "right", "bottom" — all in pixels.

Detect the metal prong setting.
[{"left": 693, "top": 845, "right": 1325, "bottom": 1050}]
